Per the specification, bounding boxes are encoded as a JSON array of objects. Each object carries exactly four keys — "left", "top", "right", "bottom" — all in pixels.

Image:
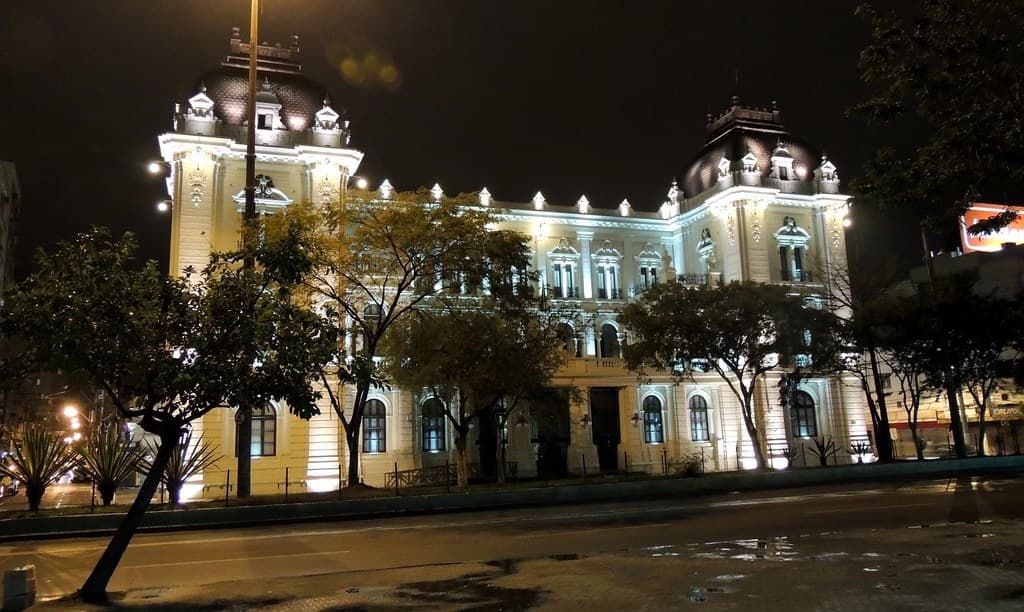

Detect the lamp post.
[{"left": 235, "top": 0, "right": 261, "bottom": 500}]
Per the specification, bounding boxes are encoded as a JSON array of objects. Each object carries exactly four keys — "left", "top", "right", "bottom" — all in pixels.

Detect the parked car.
[{"left": 0, "top": 475, "right": 19, "bottom": 497}]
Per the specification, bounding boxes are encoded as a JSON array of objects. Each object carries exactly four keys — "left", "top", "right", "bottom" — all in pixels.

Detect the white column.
[{"left": 578, "top": 231, "right": 594, "bottom": 298}]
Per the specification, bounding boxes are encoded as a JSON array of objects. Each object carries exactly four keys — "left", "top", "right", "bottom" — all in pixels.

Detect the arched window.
[
  {"left": 689, "top": 396, "right": 710, "bottom": 442},
  {"left": 642, "top": 396, "right": 664, "bottom": 444},
  {"left": 600, "top": 323, "right": 620, "bottom": 358},
  {"left": 236, "top": 404, "right": 276, "bottom": 457},
  {"left": 363, "top": 303, "right": 382, "bottom": 333},
  {"left": 363, "top": 399, "right": 386, "bottom": 453},
  {"left": 422, "top": 398, "right": 446, "bottom": 452},
  {"left": 790, "top": 390, "right": 817, "bottom": 438},
  {"left": 556, "top": 323, "right": 577, "bottom": 356}
]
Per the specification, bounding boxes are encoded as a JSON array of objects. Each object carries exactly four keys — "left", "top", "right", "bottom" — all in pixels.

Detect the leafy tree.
[
  {"left": 292, "top": 190, "right": 517, "bottom": 488},
  {"left": 384, "top": 293, "right": 571, "bottom": 487},
  {"left": 854, "top": 0, "right": 1024, "bottom": 232},
  {"left": 0, "top": 424, "right": 76, "bottom": 510},
  {"left": 75, "top": 427, "right": 146, "bottom": 506},
  {"left": 622, "top": 281, "right": 840, "bottom": 470},
  {"left": 0, "top": 226, "right": 334, "bottom": 602},
  {"left": 825, "top": 257, "right": 902, "bottom": 462},
  {"left": 903, "top": 280, "right": 1023, "bottom": 456}
]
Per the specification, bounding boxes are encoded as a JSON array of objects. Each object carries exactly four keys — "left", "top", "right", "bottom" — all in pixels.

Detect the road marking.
[
  {"left": 124, "top": 549, "right": 351, "bottom": 569},
  {"left": 802, "top": 502, "right": 928, "bottom": 515}
]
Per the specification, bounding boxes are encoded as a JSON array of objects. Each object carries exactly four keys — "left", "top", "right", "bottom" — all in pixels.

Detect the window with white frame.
[
  {"left": 689, "top": 395, "right": 710, "bottom": 442},
  {"left": 421, "top": 398, "right": 446, "bottom": 452},
  {"left": 774, "top": 216, "right": 811, "bottom": 282},
  {"left": 363, "top": 399, "right": 386, "bottom": 453},
  {"left": 642, "top": 395, "right": 664, "bottom": 444},
  {"left": 593, "top": 241, "right": 622, "bottom": 299},
  {"left": 548, "top": 238, "right": 579, "bottom": 298},
  {"left": 634, "top": 243, "right": 662, "bottom": 295}
]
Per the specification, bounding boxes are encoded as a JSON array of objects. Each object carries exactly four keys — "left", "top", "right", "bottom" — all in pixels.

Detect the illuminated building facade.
[{"left": 158, "top": 34, "right": 869, "bottom": 494}]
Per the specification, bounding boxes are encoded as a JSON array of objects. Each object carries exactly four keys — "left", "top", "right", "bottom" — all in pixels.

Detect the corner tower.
[{"left": 158, "top": 29, "right": 363, "bottom": 276}]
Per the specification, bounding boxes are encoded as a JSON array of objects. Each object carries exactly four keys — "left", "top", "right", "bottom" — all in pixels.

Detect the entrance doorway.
[
  {"left": 590, "top": 387, "right": 621, "bottom": 471},
  {"left": 531, "top": 388, "right": 571, "bottom": 476}
]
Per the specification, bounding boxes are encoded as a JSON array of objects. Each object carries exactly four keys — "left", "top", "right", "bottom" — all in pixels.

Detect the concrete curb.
[{"left": 2, "top": 456, "right": 1022, "bottom": 542}]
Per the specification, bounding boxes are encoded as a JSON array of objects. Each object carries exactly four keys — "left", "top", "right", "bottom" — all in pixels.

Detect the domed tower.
[
  {"left": 158, "top": 29, "right": 364, "bottom": 276},
  {"left": 673, "top": 98, "right": 847, "bottom": 286}
]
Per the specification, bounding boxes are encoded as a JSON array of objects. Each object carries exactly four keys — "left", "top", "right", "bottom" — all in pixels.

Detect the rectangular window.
[
  {"left": 690, "top": 409, "right": 709, "bottom": 442},
  {"left": 644, "top": 410, "right": 664, "bottom": 444},
  {"left": 779, "top": 246, "right": 790, "bottom": 281},
  {"left": 597, "top": 265, "right": 607, "bottom": 298},
  {"left": 363, "top": 400, "right": 387, "bottom": 453},
  {"left": 423, "top": 420, "right": 445, "bottom": 452}
]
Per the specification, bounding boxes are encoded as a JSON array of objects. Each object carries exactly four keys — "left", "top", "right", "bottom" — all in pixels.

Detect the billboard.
[{"left": 960, "top": 203, "right": 1024, "bottom": 253}]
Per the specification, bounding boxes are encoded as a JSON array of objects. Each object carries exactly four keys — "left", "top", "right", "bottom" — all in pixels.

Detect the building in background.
[{"left": 157, "top": 33, "right": 869, "bottom": 496}]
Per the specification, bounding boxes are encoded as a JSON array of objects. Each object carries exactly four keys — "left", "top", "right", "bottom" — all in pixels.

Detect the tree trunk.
[
  {"left": 740, "top": 402, "right": 766, "bottom": 470},
  {"left": 26, "top": 482, "right": 44, "bottom": 512},
  {"left": 945, "top": 381, "right": 968, "bottom": 458},
  {"left": 346, "top": 427, "right": 361, "bottom": 487},
  {"left": 978, "top": 407, "right": 988, "bottom": 457},
  {"left": 167, "top": 483, "right": 182, "bottom": 505},
  {"left": 236, "top": 404, "right": 252, "bottom": 498},
  {"left": 909, "top": 424, "right": 924, "bottom": 461},
  {"left": 867, "top": 346, "right": 895, "bottom": 462},
  {"left": 344, "top": 384, "right": 369, "bottom": 487},
  {"left": 79, "top": 430, "right": 179, "bottom": 603},
  {"left": 495, "top": 425, "right": 506, "bottom": 485},
  {"left": 99, "top": 482, "right": 116, "bottom": 506},
  {"left": 455, "top": 435, "right": 469, "bottom": 488}
]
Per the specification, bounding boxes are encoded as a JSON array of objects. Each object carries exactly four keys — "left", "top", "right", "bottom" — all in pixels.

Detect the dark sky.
[{"left": 0, "top": 0, "right": 922, "bottom": 276}]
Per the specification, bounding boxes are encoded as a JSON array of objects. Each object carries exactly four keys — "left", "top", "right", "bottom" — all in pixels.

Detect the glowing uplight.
[
  {"left": 147, "top": 161, "right": 165, "bottom": 175},
  {"left": 72, "top": 432, "right": 82, "bottom": 441},
  {"left": 62, "top": 405, "right": 79, "bottom": 418},
  {"left": 157, "top": 200, "right": 171, "bottom": 213},
  {"left": 842, "top": 216, "right": 852, "bottom": 228},
  {"left": 353, "top": 177, "right": 368, "bottom": 190}
]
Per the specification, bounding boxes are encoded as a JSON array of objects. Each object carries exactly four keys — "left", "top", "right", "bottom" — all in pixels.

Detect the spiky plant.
[
  {"left": 140, "top": 430, "right": 220, "bottom": 505},
  {"left": 0, "top": 425, "right": 76, "bottom": 511},
  {"left": 76, "top": 427, "right": 146, "bottom": 505}
]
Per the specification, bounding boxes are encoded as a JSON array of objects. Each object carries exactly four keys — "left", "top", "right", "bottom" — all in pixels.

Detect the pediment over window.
[
  {"left": 232, "top": 174, "right": 294, "bottom": 213},
  {"left": 634, "top": 242, "right": 662, "bottom": 262},
  {"left": 593, "top": 240, "right": 621, "bottom": 260},
  {"left": 773, "top": 216, "right": 811, "bottom": 246},
  {"left": 187, "top": 85, "right": 216, "bottom": 119},
  {"left": 548, "top": 237, "right": 579, "bottom": 259},
  {"left": 314, "top": 101, "right": 341, "bottom": 131}
]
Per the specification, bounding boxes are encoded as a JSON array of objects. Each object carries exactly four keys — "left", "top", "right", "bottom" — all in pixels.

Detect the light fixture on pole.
[{"left": 236, "top": 0, "right": 261, "bottom": 500}]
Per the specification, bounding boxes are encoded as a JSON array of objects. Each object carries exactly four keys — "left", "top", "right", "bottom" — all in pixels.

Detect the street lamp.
[{"left": 236, "top": 0, "right": 262, "bottom": 499}]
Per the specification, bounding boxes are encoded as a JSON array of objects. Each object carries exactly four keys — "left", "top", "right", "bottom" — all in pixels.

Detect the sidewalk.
[{"left": 3, "top": 455, "right": 1024, "bottom": 544}]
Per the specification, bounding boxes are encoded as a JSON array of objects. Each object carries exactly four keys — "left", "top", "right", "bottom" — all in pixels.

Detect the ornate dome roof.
[
  {"left": 680, "top": 100, "right": 820, "bottom": 198},
  {"left": 194, "top": 30, "right": 337, "bottom": 132}
]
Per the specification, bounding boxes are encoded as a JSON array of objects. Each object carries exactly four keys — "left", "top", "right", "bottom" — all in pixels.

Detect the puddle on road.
[
  {"left": 396, "top": 570, "right": 542, "bottom": 610},
  {"left": 688, "top": 537, "right": 798, "bottom": 562}
]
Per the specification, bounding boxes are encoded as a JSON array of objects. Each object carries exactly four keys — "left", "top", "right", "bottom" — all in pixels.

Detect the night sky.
[{"left": 0, "top": 1, "right": 922, "bottom": 277}]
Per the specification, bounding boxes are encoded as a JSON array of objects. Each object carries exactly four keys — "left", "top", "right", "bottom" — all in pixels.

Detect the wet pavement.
[{"left": 29, "top": 518, "right": 1024, "bottom": 611}]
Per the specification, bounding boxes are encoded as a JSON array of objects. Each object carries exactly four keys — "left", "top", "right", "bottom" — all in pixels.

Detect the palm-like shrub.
[
  {"left": 0, "top": 425, "right": 76, "bottom": 510},
  {"left": 76, "top": 428, "right": 145, "bottom": 505},
  {"left": 140, "top": 430, "right": 220, "bottom": 505}
]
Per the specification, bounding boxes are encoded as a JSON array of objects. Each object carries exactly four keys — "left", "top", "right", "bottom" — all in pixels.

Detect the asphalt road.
[
  {"left": 2, "top": 478, "right": 1024, "bottom": 597},
  {"left": 4, "top": 475, "right": 1024, "bottom": 609}
]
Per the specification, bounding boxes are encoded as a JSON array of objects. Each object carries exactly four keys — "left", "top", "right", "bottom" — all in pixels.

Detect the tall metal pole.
[{"left": 236, "top": 0, "right": 260, "bottom": 498}]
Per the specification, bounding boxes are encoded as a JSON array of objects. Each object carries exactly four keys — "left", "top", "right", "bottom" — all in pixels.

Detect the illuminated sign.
[{"left": 960, "top": 203, "right": 1024, "bottom": 253}]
